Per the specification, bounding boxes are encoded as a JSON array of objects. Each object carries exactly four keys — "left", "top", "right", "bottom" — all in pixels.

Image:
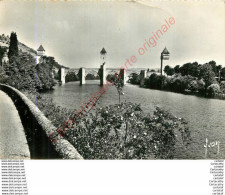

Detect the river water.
[{"left": 46, "top": 80, "right": 225, "bottom": 159}]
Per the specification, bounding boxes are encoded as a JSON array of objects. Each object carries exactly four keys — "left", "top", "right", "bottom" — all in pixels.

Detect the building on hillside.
[
  {"left": 2, "top": 50, "right": 9, "bottom": 66},
  {"left": 36, "top": 45, "right": 45, "bottom": 64}
]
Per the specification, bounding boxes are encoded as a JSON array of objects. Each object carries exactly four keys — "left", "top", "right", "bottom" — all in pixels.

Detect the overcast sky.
[{"left": 0, "top": 1, "right": 224, "bottom": 69}]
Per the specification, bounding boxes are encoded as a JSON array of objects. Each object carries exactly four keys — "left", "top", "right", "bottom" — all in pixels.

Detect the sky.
[{"left": 0, "top": 1, "right": 224, "bottom": 69}]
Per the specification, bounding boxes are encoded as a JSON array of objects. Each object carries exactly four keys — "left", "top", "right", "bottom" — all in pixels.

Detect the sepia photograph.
[{"left": 0, "top": 0, "right": 224, "bottom": 160}]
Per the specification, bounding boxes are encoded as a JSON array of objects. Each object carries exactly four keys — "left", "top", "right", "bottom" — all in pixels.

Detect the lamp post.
[{"left": 160, "top": 47, "right": 170, "bottom": 75}]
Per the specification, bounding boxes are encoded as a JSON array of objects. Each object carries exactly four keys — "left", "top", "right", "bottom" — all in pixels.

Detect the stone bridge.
[
  {"left": 58, "top": 66, "right": 148, "bottom": 86},
  {"left": 0, "top": 84, "right": 83, "bottom": 159}
]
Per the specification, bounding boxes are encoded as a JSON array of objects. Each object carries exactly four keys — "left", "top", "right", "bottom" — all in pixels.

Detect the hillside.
[{"left": 0, "top": 34, "right": 37, "bottom": 58}]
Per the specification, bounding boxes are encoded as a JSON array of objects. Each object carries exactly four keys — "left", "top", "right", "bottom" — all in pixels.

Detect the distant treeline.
[
  {"left": 130, "top": 61, "right": 225, "bottom": 98},
  {"left": 65, "top": 71, "right": 100, "bottom": 83}
]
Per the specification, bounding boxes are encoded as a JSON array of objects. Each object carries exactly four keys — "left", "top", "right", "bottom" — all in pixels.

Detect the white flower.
[
  {"left": 131, "top": 113, "right": 134, "bottom": 117},
  {"left": 133, "top": 135, "right": 137, "bottom": 138}
]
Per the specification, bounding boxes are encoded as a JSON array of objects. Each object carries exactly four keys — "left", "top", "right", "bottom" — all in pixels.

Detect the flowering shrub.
[
  {"left": 24, "top": 74, "right": 191, "bottom": 159},
  {"left": 63, "top": 102, "right": 191, "bottom": 159}
]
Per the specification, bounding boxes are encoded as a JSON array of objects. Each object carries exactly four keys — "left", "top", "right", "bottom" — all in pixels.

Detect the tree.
[
  {"left": 179, "top": 62, "right": 199, "bottom": 77},
  {"left": 221, "top": 68, "right": 225, "bottom": 79},
  {"left": 8, "top": 32, "right": 18, "bottom": 58},
  {"left": 174, "top": 65, "right": 180, "bottom": 74},
  {"left": 207, "top": 84, "right": 220, "bottom": 97},
  {"left": 129, "top": 73, "right": 140, "bottom": 84},
  {"left": 199, "top": 63, "right": 217, "bottom": 89},
  {"left": 164, "top": 65, "right": 174, "bottom": 76}
]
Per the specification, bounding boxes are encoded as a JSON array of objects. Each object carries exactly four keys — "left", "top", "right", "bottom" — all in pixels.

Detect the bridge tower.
[
  {"left": 120, "top": 68, "right": 126, "bottom": 85},
  {"left": 160, "top": 47, "right": 170, "bottom": 75},
  {"left": 60, "top": 67, "right": 66, "bottom": 84},
  {"left": 100, "top": 48, "right": 107, "bottom": 86},
  {"left": 140, "top": 70, "right": 146, "bottom": 87},
  {"left": 79, "top": 68, "right": 86, "bottom": 85},
  {"left": 36, "top": 45, "right": 45, "bottom": 64}
]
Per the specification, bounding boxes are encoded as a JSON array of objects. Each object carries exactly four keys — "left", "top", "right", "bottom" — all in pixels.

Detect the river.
[{"left": 46, "top": 80, "right": 225, "bottom": 159}]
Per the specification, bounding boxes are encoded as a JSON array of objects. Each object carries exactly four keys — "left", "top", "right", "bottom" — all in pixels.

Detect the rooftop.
[
  {"left": 37, "top": 45, "right": 45, "bottom": 52},
  {"left": 161, "top": 47, "right": 169, "bottom": 55},
  {"left": 100, "top": 47, "right": 107, "bottom": 55}
]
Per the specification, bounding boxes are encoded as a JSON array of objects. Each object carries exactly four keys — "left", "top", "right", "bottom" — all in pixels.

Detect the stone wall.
[{"left": 0, "top": 84, "right": 83, "bottom": 160}]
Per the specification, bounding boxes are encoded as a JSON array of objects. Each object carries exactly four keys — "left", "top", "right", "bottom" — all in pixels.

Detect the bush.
[
  {"left": 65, "top": 72, "right": 79, "bottom": 82},
  {"left": 207, "top": 84, "right": 220, "bottom": 97},
  {"left": 1, "top": 52, "right": 55, "bottom": 92},
  {"left": 220, "top": 81, "right": 225, "bottom": 94},
  {"left": 149, "top": 73, "right": 165, "bottom": 90},
  {"left": 25, "top": 91, "right": 191, "bottom": 159},
  {"left": 129, "top": 73, "right": 140, "bottom": 85},
  {"left": 58, "top": 102, "right": 190, "bottom": 159},
  {"left": 85, "top": 73, "right": 99, "bottom": 80}
]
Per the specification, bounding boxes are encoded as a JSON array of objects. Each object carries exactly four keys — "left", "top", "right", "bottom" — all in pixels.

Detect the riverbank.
[
  {"left": 36, "top": 81, "right": 225, "bottom": 159},
  {"left": 22, "top": 81, "right": 195, "bottom": 159}
]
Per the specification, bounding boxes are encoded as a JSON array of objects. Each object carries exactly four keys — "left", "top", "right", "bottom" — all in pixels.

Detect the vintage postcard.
[{"left": 0, "top": 0, "right": 224, "bottom": 160}]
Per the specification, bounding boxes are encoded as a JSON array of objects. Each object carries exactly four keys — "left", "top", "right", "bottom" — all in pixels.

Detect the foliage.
[
  {"left": 174, "top": 65, "right": 180, "bottom": 74},
  {"left": 61, "top": 102, "right": 191, "bottom": 159},
  {"left": 207, "top": 84, "right": 220, "bottom": 98},
  {"left": 145, "top": 74, "right": 206, "bottom": 94},
  {"left": 149, "top": 73, "right": 165, "bottom": 90},
  {"left": 8, "top": 32, "right": 18, "bottom": 58},
  {"left": 129, "top": 73, "right": 140, "bottom": 85},
  {"left": 220, "top": 81, "right": 225, "bottom": 94},
  {"left": 24, "top": 91, "right": 71, "bottom": 127},
  {"left": 65, "top": 72, "right": 79, "bottom": 83},
  {"left": 24, "top": 84, "right": 191, "bottom": 159},
  {"left": 220, "top": 68, "right": 225, "bottom": 79},
  {"left": 114, "top": 73, "right": 124, "bottom": 104},
  {"left": 85, "top": 73, "right": 99, "bottom": 80},
  {"left": 2, "top": 53, "right": 38, "bottom": 91},
  {"left": 106, "top": 74, "right": 116, "bottom": 82},
  {"left": 1, "top": 52, "right": 55, "bottom": 91},
  {"left": 36, "top": 62, "right": 56, "bottom": 91},
  {"left": 199, "top": 63, "right": 217, "bottom": 88},
  {"left": 164, "top": 65, "right": 174, "bottom": 76}
]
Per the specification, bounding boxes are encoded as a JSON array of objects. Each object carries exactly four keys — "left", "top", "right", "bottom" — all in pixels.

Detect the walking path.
[{"left": 0, "top": 90, "right": 30, "bottom": 159}]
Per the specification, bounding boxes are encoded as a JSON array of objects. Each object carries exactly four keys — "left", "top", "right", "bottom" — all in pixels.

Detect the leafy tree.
[
  {"left": 129, "top": 73, "right": 140, "bottom": 84},
  {"left": 174, "top": 65, "right": 180, "bottom": 74},
  {"left": 85, "top": 73, "right": 99, "bottom": 80},
  {"left": 3, "top": 53, "right": 38, "bottom": 91},
  {"left": 65, "top": 72, "right": 79, "bottom": 82},
  {"left": 221, "top": 67, "right": 225, "bottom": 79},
  {"left": 179, "top": 62, "right": 199, "bottom": 77},
  {"left": 114, "top": 73, "right": 124, "bottom": 104},
  {"left": 8, "top": 32, "right": 18, "bottom": 58},
  {"left": 36, "top": 61, "right": 55, "bottom": 91},
  {"left": 207, "top": 84, "right": 220, "bottom": 97},
  {"left": 164, "top": 65, "right": 174, "bottom": 76},
  {"left": 149, "top": 73, "right": 165, "bottom": 89},
  {"left": 220, "top": 81, "right": 225, "bottom": 94},
  {"left": 199, "top": 63, "right": 217, "bottom": 89}
]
